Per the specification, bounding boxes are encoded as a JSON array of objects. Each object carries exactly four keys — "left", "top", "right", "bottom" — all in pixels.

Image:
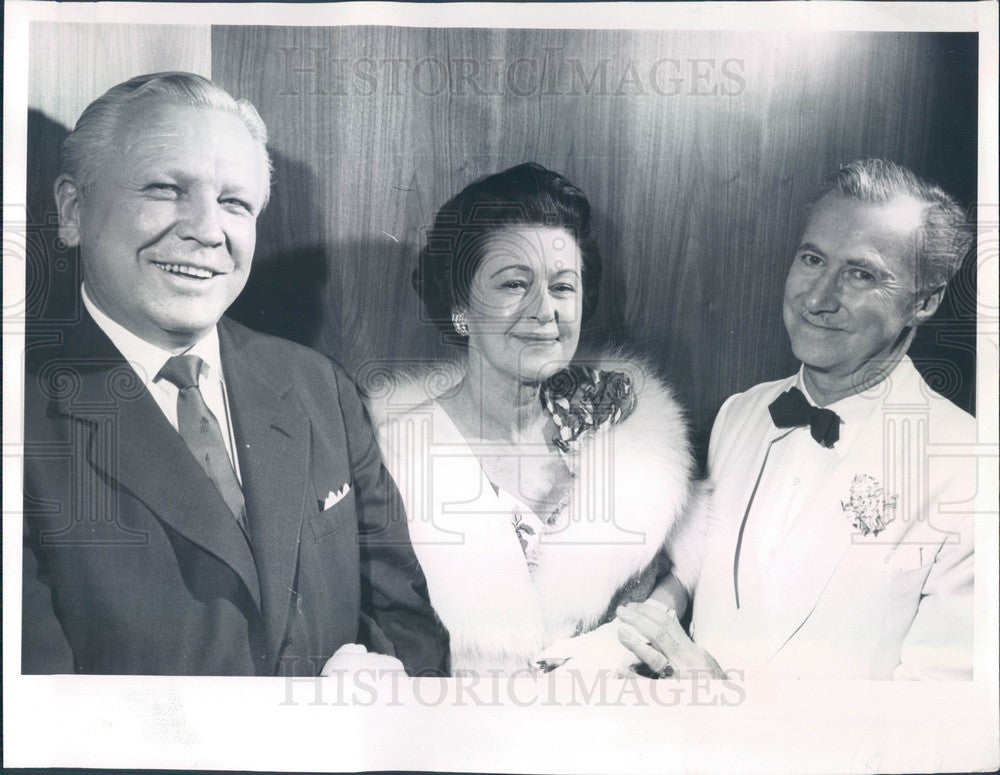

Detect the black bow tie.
[{"left": 768, "top": 387, "right": 841, "bottom": 448}]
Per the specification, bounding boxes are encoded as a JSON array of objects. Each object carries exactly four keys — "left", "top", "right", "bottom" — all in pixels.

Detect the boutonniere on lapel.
[{"left": 841, "top": 474, "right": 897, "bottom": 537}]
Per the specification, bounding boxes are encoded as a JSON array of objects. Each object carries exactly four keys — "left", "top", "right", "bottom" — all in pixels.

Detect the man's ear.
[
  {"left": 53, "top": 174, "right": 83, "bottom": 247},
  {"left": 912, "top": 285, "right": 945, "bottom": 326}
]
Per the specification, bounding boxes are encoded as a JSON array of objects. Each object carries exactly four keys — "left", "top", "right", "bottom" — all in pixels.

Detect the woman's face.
[{"left": 462, "top": 226, "right": 583, "bottom": 384}]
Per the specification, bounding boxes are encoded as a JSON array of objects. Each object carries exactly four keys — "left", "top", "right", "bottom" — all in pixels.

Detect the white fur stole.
[{"left": 364, "top": 354, "right": 698, "bottom": 673}]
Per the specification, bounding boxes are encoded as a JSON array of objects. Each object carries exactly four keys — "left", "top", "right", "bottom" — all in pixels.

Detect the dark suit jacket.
[{"left": 22, "top": 311, "right": 449, "bottom": 676}]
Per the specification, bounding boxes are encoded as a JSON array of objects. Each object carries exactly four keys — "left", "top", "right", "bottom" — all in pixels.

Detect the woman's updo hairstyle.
[{"left": 413, "top": 162, "right": 601, "bottom": 345}]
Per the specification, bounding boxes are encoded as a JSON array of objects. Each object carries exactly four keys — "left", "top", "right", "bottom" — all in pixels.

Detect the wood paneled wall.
[
  {"left": 27, "top": 23, "right": 211, "bottom": 323},
  {"left": 28, "top": 25, "right": 977, "bottom": 466},
  {"left": 214, "top": 28, "right": 977, "bottom": 463},
  {"left": 29, "top": 23, "right": 212, "bottom": 129}
]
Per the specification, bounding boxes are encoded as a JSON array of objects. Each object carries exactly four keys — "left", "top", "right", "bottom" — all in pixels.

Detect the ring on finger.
[{"left": 649, "top": 652, "right": 674, "bottom": 679}]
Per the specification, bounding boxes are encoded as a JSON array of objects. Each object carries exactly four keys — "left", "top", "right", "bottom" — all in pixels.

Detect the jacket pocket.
[
  {"left": 882, "top": 544, "right": 938, "bottom": 574},
  {"left": 308, "top": 500, "right": 355, "bottom": 541}
]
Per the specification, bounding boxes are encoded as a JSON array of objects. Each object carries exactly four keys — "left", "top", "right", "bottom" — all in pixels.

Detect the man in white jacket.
[{"left": 619, "top": 158, "right": 977, "bottom": 680}]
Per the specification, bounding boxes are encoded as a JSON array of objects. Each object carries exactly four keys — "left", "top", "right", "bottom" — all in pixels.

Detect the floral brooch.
[
  {"left": 841, "top": 473, "right": 898, "bottom": 537},
  {"left": 541, "top": 366, "right": 636, "bottom": 453}
]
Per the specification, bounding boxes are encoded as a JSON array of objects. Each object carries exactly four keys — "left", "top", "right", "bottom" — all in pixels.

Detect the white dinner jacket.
[{"left": 692, "top": 357, "right": 976, "bottom": 679}]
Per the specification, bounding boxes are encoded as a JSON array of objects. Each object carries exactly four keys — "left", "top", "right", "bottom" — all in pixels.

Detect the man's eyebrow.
[
  {"left": 133, "top": 163, "right": 187, "bottom": 179},
  {"left": 796, "top": 242, "right": 825, "bottom": 256},
  {"left": 846, "top": 255, "right": 890, "bottom": 275},
  {"left": 219, "top": 181, "right": 257, "bottom": 196}
]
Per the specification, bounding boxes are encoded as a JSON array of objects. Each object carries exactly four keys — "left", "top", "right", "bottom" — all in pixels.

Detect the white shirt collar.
[
  {"left": 81, "top": 284, "right": 225, "bottom": 386},
  {"left": 794, "top": 358, "right": 914, "bottom": 459}
]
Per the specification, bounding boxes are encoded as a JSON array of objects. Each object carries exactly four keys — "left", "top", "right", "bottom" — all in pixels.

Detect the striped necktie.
[{"left": 158, "top": 354, "right": 249, "bottom": 536}]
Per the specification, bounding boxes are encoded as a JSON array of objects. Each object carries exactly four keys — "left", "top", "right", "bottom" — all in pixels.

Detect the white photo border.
[{"left": 3, "top": 2, "right": 998, "bottom": 773}]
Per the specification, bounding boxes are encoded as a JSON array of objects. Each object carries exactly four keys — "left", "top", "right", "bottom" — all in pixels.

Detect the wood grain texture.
[
  {"left": 29, "top": 23, "right": 212, "bottom": 128},
  {"left": 28, "top": 26, "right": 973, "bottom": 468},
  {"left": 26, "top": 23, "right": 211, "bottom": 323},
  {"left": 213, "top": 28, "right": 975, "bottom": 465}
]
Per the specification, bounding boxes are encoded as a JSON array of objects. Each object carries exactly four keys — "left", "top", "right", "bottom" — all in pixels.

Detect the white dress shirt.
[
  {"left": 736, "top": 369, "right": 882, "bottom": 607},
  {"left": 82, "top": 284, "right": 242, "bottom": 483}
]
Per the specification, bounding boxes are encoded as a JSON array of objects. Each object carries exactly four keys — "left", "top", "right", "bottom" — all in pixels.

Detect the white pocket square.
[{"left": 322, "top": 483, "right": 351, "bottom": 510}]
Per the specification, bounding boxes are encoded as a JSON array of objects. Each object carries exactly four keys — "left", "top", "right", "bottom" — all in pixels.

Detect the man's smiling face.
[
  {"left": 61, "top": 100, "right": 269, "bottom": 351},
  {"left": 782, "top": 192, "right": 933, "bottom": 392}
]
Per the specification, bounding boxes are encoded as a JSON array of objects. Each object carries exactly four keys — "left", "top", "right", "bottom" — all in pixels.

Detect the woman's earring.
[{"left": 452, "top": 311, "right": 469, "bottom": 336}]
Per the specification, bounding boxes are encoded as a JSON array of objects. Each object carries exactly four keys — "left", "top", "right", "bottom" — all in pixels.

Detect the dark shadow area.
[
  {"left": 582, "top": 202, "right": 629, "bottom": 353},
  {"left": 228, "top": 149, "right": 328, "bottom": 347},
  {"left": 25, "top": 122, "right": 333, "bottom": 352},
  {"left": 25, "top": 109, "right": 81, "bottom": 327},
  {"left": 312, "top": 232, "right": 451, "bottom": 381},
  {"left": 907, "top": 32, "right": 978, "bottom": 416}
]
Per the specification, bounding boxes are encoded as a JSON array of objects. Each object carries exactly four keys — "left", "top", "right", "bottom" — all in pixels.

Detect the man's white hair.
[
  {"left": 61, "top": 71, "right": 273, "bottom": 207},
  {"left": 813, "top": 158, "right": 973, "bottom": 296}
]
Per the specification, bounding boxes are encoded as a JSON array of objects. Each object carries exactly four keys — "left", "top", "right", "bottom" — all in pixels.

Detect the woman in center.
[{"left": 373, "top": 163, "right": 699, "bottom": 675}]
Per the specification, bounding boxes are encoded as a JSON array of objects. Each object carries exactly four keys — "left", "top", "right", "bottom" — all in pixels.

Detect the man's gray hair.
[
  {"left": 814, "top": 158, "right": 974, "bottom": 295},
  {"left": 61, "top": 71, "right": 272, "bottom": 206}
]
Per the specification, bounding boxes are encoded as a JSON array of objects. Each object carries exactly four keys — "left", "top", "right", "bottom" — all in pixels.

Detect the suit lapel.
[
  {"left": 754, "top": 461, "right": 856, "bottom": 664},
  {"left": 219, "top": 320, "right": 311, "bottom": 667},
  {"left": 52, "top": 313, "right": 262, "bottom": 608},
  {"left": 694, "top": 392, "right": 791, "bottom": 661},
  {"left": 719, "top": 376, "right": 798, "bottom": 615},
  {"left": 718, "top": 426, "right": 795, "bottom": 668},
  {"left": 731, "top": 428, "right": 795, "bottom": 610},
  {"left": 760, "top": 379, "right": 907, "bottom": 667}
]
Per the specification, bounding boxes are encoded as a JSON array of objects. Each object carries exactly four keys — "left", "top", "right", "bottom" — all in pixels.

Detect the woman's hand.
[
  {"left": 533, "top": 619, "right": 643, "bottom": 678},
  {"left": 616, "top": 602, "right": 725, "bottom": 679}
]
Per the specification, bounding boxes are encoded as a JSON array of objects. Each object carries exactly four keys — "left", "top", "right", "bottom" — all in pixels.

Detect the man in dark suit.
[{"left": 22, "top": 72, "right": 448, "bottom": 676}]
